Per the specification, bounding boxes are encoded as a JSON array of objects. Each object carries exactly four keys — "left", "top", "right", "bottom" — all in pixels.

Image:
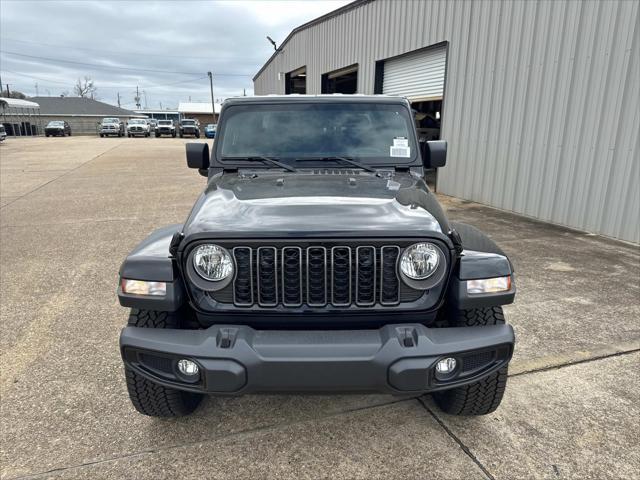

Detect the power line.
[
  {"left": 0, "top": 50, "right": 253, "bottom": 76},
  {"left": 1, "top": 69, "right": 209, "bottom": 90},
  {"left": 1, "top": 37, "right": 262, "bottom": 63}
]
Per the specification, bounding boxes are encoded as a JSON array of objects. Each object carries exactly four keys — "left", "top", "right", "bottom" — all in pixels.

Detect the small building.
[
  {"left": 30, "top": 97, "right": 145, "bottom": 135},
  {"left": 132, "top": 109, "right": 180, "bottom": 122},
  {"left": 177, "top": 102, "right": 222, "bottom": 126},
  {"left": 0, "top": 98, "right": 41, "bottom": 136}
]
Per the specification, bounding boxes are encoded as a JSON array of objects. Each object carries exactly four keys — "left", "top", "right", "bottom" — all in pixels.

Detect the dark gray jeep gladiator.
[{"left": 118, "top": 95, "right": 516, "bottom": 417}]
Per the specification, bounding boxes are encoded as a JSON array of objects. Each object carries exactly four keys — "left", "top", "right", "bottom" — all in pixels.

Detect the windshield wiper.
[
  {"left": 222, "top": 156, "right": 297, "bottom": 172},
  {"left": 296, "top": 156, "right": 378, "bottom": 174}
]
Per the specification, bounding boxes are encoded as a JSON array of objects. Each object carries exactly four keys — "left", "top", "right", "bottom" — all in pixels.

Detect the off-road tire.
[
  {"left": 124, "top": 308, "right": 203, "bottom": 417},
  {"left": 155, "top": 133, "right": 160, "bottom": 138},
  {"left": 433, "top": 305, "right": 508, "bottom": 415}
]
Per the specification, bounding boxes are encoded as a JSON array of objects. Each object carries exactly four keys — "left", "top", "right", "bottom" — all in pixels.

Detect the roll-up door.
[{"left": 382, "top": 46, "right": 446, "bottom": 101}]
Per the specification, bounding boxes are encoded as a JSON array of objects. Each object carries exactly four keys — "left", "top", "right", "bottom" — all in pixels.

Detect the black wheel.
[
  {"left": 433, "top": 306, "right": 508, "bottom": 416},
  {"left": 124, "top": 309, "right": 203, "bottom": 417},
  {"left": 172, "top": 132, "right": 176, "bottom": 138},
  {"left": 195, "top": 132, "right": 200, "bottom": 138},
  {"left": 155, "top": 133, "right": 160, "bottom": 138},
  {"left": 179, "top": 132, "right": 183, "bottom": 138},
  {"left": 45, "top": 134, "right": 49, "bottom": 137},
  {"left": 100, "top": 133, "right": 104, "bottom": 137},
  {"left": 68, "top": 132, "right": 72, "bottom": 136}
]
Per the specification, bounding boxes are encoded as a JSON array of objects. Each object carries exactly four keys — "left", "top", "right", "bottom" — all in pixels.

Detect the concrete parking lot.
[{"left": 1, "top": 136, "right": 638, "bottom": 480}]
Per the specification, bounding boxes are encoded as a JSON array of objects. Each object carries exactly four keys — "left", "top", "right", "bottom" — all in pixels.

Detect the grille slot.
[
  {"left": 307, "top": 247, "right": 327, "bottom": 306},
  {"left": 282, "top": 247, "right": 302, "bottom": 306},
  {"left": 380, "top": 246, "right": 401, "bottom": 305},
  {"left": 257, "top": 247, "right": 278, "bottom": 306},
  {"left": 230, "top": 244, "right": 415, "bottom": 308},
  {"left": 331, "top": 246, "right": 352, "bottom": 306}
]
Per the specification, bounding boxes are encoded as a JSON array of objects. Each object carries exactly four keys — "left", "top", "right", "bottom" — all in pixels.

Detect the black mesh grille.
[
  {"left": 462, "top": 351, "right": 494, "bottom": 372},
  {"left": 381, "top": 246, "right": 400, "bottom": 305},
  {"left": 139, "top": 353, "right": 173, "bottom": 374}
]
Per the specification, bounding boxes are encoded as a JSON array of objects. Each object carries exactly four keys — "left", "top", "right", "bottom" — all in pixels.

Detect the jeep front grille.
[{"left": 229, "top": 245, "right": 405, "bottom": 308}]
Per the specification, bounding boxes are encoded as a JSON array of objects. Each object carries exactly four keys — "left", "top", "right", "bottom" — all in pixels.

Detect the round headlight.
[
  {"left": 193, "top": 244, "right": 233, "bottom": 281},
  {"left": 400, "top": 243, "right": 440, "bottom": 280}
]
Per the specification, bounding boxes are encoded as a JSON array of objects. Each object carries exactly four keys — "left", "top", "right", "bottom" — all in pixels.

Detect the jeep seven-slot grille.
[{"left": 230, "top": 245, "right": 404, "bottom": 308}]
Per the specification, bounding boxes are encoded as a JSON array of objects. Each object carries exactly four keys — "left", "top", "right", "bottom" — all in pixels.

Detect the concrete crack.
[{"left": 418, "top": 397, "right": 495, "bottom": 480}]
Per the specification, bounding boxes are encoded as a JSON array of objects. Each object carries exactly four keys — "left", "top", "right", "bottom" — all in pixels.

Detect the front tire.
[
  {"left": 124, "top": 309, "right": 203, "bottom": 417},
  {"left": 433, "top": 306, "right": 509, "bottom": 416}
]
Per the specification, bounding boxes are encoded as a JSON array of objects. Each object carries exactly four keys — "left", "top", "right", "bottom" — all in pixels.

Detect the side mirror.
[
  {"left": 420, "top": 140, "right": 447, "bottom": 168},
  {"left": 186, "top": 142, "right": 210, "bottom": 172}
]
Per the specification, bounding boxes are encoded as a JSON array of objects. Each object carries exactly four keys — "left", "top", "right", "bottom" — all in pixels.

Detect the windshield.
[
  {"left": 218, "top": 103, "right": 417, "bottom": 165},
  {"left": 47, "top": 121, "right": 64, "bottom": 127},
  {"left": 181, "top": 120, "right": 195, "bottom": 125},
  {"left": 102, "top": 118, "right": 119, "bottom": 124},
  {"left": 129, "top": 119, "right": 145, "bottom": 124},
  {"left": 158, "top": 120, "right": 172, "bottom": 125},
  {"left": 206, "top": 124, "right": 216, "bottom": 129}
]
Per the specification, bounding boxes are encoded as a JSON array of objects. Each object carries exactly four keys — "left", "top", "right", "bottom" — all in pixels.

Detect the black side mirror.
[
  {"left": 420, "top": 140, "right": 447, "bottom": 168},
  {"left": 186, "top": 143, "right": 210, "bottom": 173}
]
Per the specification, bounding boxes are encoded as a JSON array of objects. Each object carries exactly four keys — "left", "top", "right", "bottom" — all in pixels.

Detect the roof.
[
  {"left": 29, "top": 96, "right": 142, "bottom": 117},
  {"left": 133, "top": 109, "right": 179, "bottom": 115},
  {"left": 253, "top": 0, "right": 372, "bottom": 81},
  {"left": 178, "top": 102, "right": 222, "bottom": 114},
  {"left": 0, "top": 98, "right": 40, "bottom": 110},
  {"left": 223, "top": 94, "right": 408, "bottom": 106}
]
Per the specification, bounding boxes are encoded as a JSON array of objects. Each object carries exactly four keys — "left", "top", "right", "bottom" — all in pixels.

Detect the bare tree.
[
  {"left": 0, "top": 90, "right": 27, "bottom": 99},
  {"left": 73, "top": 76, "right": 97, "bottom": 99}
]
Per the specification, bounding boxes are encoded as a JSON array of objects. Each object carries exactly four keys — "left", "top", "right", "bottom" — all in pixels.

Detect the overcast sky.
[{"left": 0, "top": 0, "right": 349, "bottom": 109}]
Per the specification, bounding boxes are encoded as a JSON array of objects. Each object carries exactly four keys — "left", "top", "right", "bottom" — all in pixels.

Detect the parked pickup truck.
[
  {"left": 100, "top": 118, "right": 124, "bottom": 137},
  {"left": 127, "top": 119, "right": 151, "bottom": 137},
  {"left": 117, "top": 95, "right": 516, "bottom": 418}
]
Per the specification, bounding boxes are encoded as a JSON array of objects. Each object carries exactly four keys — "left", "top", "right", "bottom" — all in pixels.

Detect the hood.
[{"left": 181, "top": 171, "right": 450, "bottom": 240}]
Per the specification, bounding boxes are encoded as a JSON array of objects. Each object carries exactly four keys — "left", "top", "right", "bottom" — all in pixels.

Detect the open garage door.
[{"left": 381, "top": 45, "right": 446, "bottom": 102}]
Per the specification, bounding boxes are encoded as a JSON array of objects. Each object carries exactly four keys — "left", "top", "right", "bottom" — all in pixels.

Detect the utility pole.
[
  {"left": 117, "top": 92, "right": 121, "bottom": 108},
  {"left": 134, "top": 86, "right": 141, "bottom": 109},
  {"left": 35, "top": 83, "right": 39, "bottom": 96},
  {"left": 243, "top": 88, "right": 246, "bottom": 97},
  {"left": 143, "top": 90, "right": 148, "bottom": 109},
  {"left": 207, "top": 72, "right": 215, "bottom": 121}
]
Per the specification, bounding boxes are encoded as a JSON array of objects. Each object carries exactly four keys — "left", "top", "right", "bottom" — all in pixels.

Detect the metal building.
[{"left": 253, "top": 0, "right": 639, "bottom": 243}]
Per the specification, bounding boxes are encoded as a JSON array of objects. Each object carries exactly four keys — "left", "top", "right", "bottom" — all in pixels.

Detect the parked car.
[
  {"left": 127, "top": 119, "right": 151, "bottom": 137},
  {"left": 148, "top": 119, "right": 158, "bottom": 132},
  {"left": 45, "top": 120, "right": 71, "bottom": 137},
  {"left": 179, "top": 119, "right": 200, "bottom": 138},
  {"left": 0, "top": 125, "right": 6, "bottom": 142},
  {"left": 99, "top": 117, "right": 124, "bottom": 137},
  {"left": 204, "top": 123, "right": 216, "bottom": 138},
  {"left": 155, "top": 119, "right": 176, "bottom": 138},
  {"left": 415, "top": 113, "right": 440, "bottom": 142},
  {"left": 117, "top": 95, "right": 516, "bottom": 418}
]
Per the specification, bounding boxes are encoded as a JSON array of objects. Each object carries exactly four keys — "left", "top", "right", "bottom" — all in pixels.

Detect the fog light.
[
  {"left": 435, "top": 357, "right": 457, "bottom": 374},
  {"left": 177, "top": 359, "right": 199, "bottom": 376}
]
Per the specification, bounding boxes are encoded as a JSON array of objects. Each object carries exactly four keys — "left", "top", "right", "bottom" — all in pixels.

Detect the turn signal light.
[
  {"left": 121, "top": 278, "right": 167, "bottom": 296},
  {"left": 467, "top": 276, "right": 511, "bottom": 294}
]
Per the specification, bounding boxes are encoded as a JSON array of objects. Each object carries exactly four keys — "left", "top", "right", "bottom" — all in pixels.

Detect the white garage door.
[{"left": 382, "top": 46, "right": 446, "bottom": 101}]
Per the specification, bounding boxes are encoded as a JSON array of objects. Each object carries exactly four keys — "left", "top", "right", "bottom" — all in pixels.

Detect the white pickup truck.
[
  {"left": 99, "top": 118, "right": 124, "bottom": 137},
  {"left": 127, "top": 119, "right": 151, "bottom": 137}
]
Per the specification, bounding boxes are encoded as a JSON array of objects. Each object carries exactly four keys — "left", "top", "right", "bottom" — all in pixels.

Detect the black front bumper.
[{"left": 121, "top": 323, "right": 514, "bottom": 395}]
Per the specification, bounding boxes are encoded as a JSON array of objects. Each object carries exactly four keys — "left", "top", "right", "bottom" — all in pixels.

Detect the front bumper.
[{"left": 121, "top": 323, "right": 514, "bottom": 395}]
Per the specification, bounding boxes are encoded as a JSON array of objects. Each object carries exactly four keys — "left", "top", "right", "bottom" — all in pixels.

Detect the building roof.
[
  {"left": 133, "top": 109, "right": 179, "bottom": 115},
  {"left": 29, "top": 96, "right": 142, "bottom": 117},
  {"left": 253, "top": 0, "right": 372, "bottom": 81},
  {"left": 178, "top": 102, "right": 222, "bottom": 114},
  {"left": 0, "top": 98, "right": 40, "bottom": 110}
]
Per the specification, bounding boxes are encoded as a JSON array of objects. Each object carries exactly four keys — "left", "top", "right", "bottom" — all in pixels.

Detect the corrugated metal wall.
[{"left": 254, "top": 0, "right": 640, "bottom": 243}]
